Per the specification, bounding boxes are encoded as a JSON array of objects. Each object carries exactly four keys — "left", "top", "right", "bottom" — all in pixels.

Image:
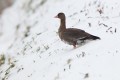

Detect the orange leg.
[
  {"left": 73, "top": 45, "right": 76, "bottom": 48},
  {"left": 73, "top": 42, "right": 76, "bottom": 49}
]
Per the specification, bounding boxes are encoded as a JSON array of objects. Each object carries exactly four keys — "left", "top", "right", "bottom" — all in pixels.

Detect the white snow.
[{"left": 0, "top": 0, "right": 120, "bottom": 80}]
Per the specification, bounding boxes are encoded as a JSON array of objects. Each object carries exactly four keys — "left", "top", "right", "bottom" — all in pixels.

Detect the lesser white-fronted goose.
[{"left": 55, "top": 12, "right": 100, "bottom": 48}]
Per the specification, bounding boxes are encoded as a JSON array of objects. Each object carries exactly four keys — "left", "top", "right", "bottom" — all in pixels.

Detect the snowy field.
[{"left": 0, "top": 0, "right": 120, "bottom": 80}]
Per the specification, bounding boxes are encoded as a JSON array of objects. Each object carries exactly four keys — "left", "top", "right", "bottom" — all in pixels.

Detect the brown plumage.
[{"left": 55, "top": 12, "right": 100, "bottom": 48}]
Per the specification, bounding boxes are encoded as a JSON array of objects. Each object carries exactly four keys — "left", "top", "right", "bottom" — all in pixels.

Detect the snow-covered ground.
[{"left": 0, "top": 0, "right": 120, "bottom": 80}]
